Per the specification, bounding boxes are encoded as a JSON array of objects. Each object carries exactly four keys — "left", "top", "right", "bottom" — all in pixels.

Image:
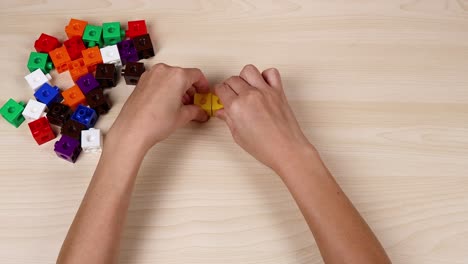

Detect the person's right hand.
[{"left": 214, "top": 65, "right": 316, "bottom": 173}]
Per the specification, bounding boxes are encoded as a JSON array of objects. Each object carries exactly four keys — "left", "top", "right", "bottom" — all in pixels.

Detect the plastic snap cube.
[
  {"left": 65, "top": 18, "right": 88, "bottom": 38},
  {"left": 0, "top": 99, "right": 26, "bottom": 128},
  {"left": 102, "top": 22, "right": 125, "bottom": 46},
  {"left": 62, "top": 85, "right": 86, "bottom": 110},
  {"left": 34, "top": 33, "right": 60, "bottom": 53},
  {"left": 34, "top": 83, "right": 63, "bottom": 107},
  {"left": 49, "top": 46, "right": 71, "bottom": 73},
  {"left": 27, "top": 52, "right": 54, "bottom": 74},
  {"left": 81, "top": 128, "right": 102, "bottom": 153},
  {"left": 83, "top": 24, "right": 103, "bottom": 48},
  {"left": 24, "top": 69, "right": 52, "bottom": 91},
  {"left": 54, "top": 135, "right": 82, "bottom": 163},
  {"left": 22, "top": 99, "right": 47, "bottom": 122},
  {"left": 71, "top": 104, "right": 98, "bottom": 129},
  {"left": 28, "top": 116, "right": 56, "bottom": 145}
]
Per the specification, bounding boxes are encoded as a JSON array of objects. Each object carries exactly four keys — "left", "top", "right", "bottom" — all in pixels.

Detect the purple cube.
[
  {"left": 54, "top": 135, "right": 82, "bottom": 163},
  {"left": 76, "top": 73, "right": 100, "bottom": 94},
  {"left": 117, "top": 40, "right": 139, "bottom": 65}
]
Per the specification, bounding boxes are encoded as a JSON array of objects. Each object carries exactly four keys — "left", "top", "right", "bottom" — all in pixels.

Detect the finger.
[
  {"left": 182, "top": 93, "right": 191, "bottom": 105},
  {"left": 186, "top": 86, "right": 196, "bottom": 97},
  {"left": 262, "top": 68, "right": 283, "bottom": 92},
  {"left": 224, "top": 76, "right": 252, "bottom": 95},
  {"left": 214, "top": 83, "right": 236, "bottom": 107},
  {"left": 183, "top": 68, "right": 210, "bottom": 94},
  {"left": 215, "top": 108, "right": 227, "bottom": 121},
  {"left": 177, "top": 104, "right": 209, "bottom": 127},
  {"left": 240, "top": 64, "right": 269, "bottom": 89}
]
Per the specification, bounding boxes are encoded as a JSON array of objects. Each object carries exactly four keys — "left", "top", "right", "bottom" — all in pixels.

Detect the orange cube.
[
  {"left": 49, "top": 46, "right": 71, "bottom": 73},
  {"left": 67, "top": 58, "right": 88, "bottom": 81},
  {"left": 82, "top": 47, "right": 103, "bottom": 72},
  {"left": 62, "top": 85, "right": 86, "bottom": 110},
  {"left": 65, "top": 18, "right": 88, "bottom": 38}
]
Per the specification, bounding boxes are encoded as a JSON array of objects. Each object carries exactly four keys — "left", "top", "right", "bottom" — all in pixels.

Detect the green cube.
[
  {"left": 27, "top": 52, "right": 54, "bottom": 74},
  {"left": 0, "top": 99, "right": 26, "bottom": 128},
  {"left": 102, "top": 22, "right": 125, "bottom": 46},
  {"left": 83, "top": 25, "right": 103, "bottom": 48}
]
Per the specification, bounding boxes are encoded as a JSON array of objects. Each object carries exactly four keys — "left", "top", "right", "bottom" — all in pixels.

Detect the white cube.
[
  {"left": 81, "top": 128, "right": 103, "bottom": 153},
  {"left": 22, "top": 99, "right": 47, "bottom": 122},
  {"left": 100, "top": 45, "right": 122, "bottom": 67},
  {"left": 24, "top": 69, "right": 52, "bottom": 91}
]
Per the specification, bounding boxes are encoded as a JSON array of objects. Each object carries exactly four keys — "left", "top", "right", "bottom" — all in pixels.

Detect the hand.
[
  {"left": 215, "top": 65, "right": 315, "bottom": 172},
  {"left": 108, "top": 63, "right": 210, "bottom": 152}
]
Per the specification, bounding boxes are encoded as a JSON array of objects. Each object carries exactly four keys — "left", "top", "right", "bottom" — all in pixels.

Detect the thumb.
[
  {"left": 215, "top": 109, "right": 227, "bottom": 122},
  {"left": 177, "top": 105, "right": 209, "bottom": 127}
]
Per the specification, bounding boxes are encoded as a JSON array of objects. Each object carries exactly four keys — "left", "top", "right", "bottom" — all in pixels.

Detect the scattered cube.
[
  {"left": 67, "top": 58, "right": 88, "bottom": 82},
  {"left": 126, "top": 20, "right": 147, "bottom": 38},
  {"left": 82, "top": 24, "right": 103, "bottom": 48},
  {"left": 76, "top": 73, "right": 99, "bottom": 95},
  {"left": 27, "top": 52, "right": 54, "bottom": 73},
  {"left": 54, "top": 134, "right": 82, "bottom": 163},
  {"left": 95, "top": 63, "right": 118, "bottom": 88},
  {"left": 117, "top": 39, "right": 139, "bottom": 65},
  {"left": 211, "top": 94, "right": 223, "bottom": 116},
  {"left": 133, "top": 34, "right": 155, "bottom": 60},
  {"left": 28, "top": 117, "right": 56, "bottom": 145},
  {"left": 82, "top": 47, "right": 103, "bottom": 72},
  {"left": 122, "top": 62, "right": 145, "bottom": 85},
  {"left": 24, "top": 69, "right": 52, "bottom": 91},
  {"left": 49, "top": 46, "right": 71, "bottom": 73},
  {"left": 102, "top": 22, "right": 125, "bottom": 46},
  {"left": 47, "top": 102, "right": 72, "bottom": 127},
  {"left": 34, "top": 83, "right": 63, "bottom": 107},
  {"left": 62, "top": 85, "right": 86, "bottom": 110},
  {"left": 22, "top": 99, "right": 47, "bottom": 122},
  {"left": 0, "top": 99, "right": 26, "bottom": 128},
  {"left": 100, "top": 45, "right": 121, "bottom": 66},
  {"left": 85, "top": 88, "right": 110, "bottom": 115},
  {"left": 64, "top": 36, "right": 86, "bottom": 60},
  {"left": 34, "top": 33, "right": 60, "bottom": 53},
  {"left": 61, "top": 119, "right": 86, "bottom": 140},
  {"left": 194, "top": 93, "right": 212, "bottom": 116},
  {"left": 81, "top": 128, "right": 102, "bottom": 153},
  {"left": 65, "top": 18, "right": 88, "bottom": 38},
  {"left": 71, "top": 105, "right": 98, "bottom": 128}
]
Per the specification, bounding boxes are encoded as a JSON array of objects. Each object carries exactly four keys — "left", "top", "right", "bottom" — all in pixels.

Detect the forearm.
[
  {"left": 278, "top": 146, "right": 391, "bottom": 264},
  {"left": 57, "top": 135, "right": 146, "bottom": 264}
]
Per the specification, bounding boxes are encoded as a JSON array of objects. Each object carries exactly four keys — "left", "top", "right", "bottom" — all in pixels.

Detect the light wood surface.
[{"left": 1, "top": 1, "right": 468, "bottom": 263}]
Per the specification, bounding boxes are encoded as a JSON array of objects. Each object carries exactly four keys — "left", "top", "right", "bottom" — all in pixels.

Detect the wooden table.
[{"left": 1, "top": 1, "right": 467, "bottom": 263}]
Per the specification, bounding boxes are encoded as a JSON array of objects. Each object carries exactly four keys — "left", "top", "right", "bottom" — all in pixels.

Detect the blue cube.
[
  {"left": 71, "top": 105, "right": 98, "bottom": 128},
  {"left": 34, "top": 83, "right": 63, "bottom": 107}
]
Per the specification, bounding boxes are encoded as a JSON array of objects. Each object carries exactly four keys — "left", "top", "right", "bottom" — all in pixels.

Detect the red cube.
[
  {"left": 34, "top": 33, "right": 60, "bottom": 53},
  {"left": 125, "top": 20, "right": 147, "bottom": 38},
  {"left": 64, "top": 36, "right": 86, "bottom": 60},
  {"left": 28, "top": 117, "right": 56, "bottom": 145}
]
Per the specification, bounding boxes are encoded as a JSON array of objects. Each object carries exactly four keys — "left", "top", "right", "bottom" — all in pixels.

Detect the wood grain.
[{"left": 0, "top": 1, "right": 467, "bottom": 263}]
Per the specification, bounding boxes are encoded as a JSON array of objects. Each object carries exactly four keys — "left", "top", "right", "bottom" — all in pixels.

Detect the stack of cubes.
[{"left": 0, "top": 18, "right": 155, "bottom": 163}]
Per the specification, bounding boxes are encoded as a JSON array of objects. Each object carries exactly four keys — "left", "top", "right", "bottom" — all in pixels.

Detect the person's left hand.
[{"left": 107, "top": 63, "right": 210, "bottom": 153}]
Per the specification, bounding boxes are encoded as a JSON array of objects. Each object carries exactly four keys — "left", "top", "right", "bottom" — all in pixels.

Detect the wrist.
[
  {"left": 104, "top": 126, "right": 149, "bottom": 161},
  {"left": 274, "top": 143, "right": 322, "bottom": 180}
]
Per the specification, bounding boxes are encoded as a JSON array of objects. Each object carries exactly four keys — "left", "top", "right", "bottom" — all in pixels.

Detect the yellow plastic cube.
[{"left": 194, "top": 93, "right": 212, "bottom": 116}]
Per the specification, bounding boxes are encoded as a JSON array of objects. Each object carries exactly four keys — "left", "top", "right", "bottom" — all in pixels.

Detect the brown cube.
[
  {"left": 86, "top": 88, "right": 111, "bottom": 115},
  {"left": 132, "top": 34, "right": 155, "bottom": 60},
  {"left": 122, "top": 62, "right": 145, "bottom": 85},
  {"left": 61, "top": 119, "right": 86, "bottom": 140},
  {"left": 95, "top": 63, "right": 118, "bottom": 88}
]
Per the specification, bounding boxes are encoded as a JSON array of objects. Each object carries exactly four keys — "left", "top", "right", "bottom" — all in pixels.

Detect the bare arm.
[
  {"left": 57, "top": 64, "right": 210, "bottom": 264},
  {"left": 215, "top": 65, "right": 391, "bottom": 264}
]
